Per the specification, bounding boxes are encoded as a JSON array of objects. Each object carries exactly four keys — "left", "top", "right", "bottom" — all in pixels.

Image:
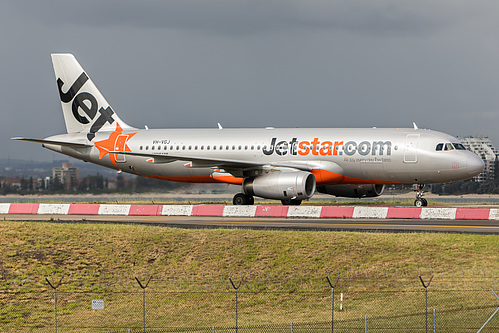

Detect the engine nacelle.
[
  {"left": 243, "top": 171, "right": 316, "bottom": 201},
  {"left": 317, "top": 184, "right": 385, "bottom": 198}
]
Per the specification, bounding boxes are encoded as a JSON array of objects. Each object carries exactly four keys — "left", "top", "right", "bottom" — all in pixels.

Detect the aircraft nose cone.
[{"left": 467, "top": 155, "right": 485, "bottom": 177}]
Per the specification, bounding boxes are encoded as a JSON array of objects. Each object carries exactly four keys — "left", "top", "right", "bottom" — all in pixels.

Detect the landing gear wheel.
[
  {"left": 413, "top": 184, "right": 428, "bottom": 207},
  {"left": 414, "top": 198, "right": 428, "bottom": 207},
  {"left": 233, "top": 193, "right": 254, "bottom": 205},
  {"left": 281, "top": 199, "right": 302, "bottom": 206}
]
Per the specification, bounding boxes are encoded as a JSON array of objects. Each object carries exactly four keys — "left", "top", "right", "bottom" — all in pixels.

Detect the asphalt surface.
[{"left": 3, "top": 214, "right": 499, "bottom": 234}]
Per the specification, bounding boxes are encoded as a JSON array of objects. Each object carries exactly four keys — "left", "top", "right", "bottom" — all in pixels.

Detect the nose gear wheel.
[{"left": 414, "top": 184, "right": 428, "bottom": 207}]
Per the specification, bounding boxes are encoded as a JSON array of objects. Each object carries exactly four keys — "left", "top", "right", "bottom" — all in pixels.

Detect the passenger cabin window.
[{"left": 436, "top": 143, "right": 443, "bottom": 151}]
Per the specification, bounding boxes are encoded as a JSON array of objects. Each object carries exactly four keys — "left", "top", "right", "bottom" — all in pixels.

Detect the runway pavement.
[{"left": 3, "top": 214, "right": 499, "bottom": 234}]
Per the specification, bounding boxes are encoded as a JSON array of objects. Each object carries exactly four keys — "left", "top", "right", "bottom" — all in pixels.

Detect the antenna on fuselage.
[
  {"left": 413, "top": 122, "right": 418, "bottom": 130},
  {"left": 218, "top": 123, "right": 223, "bottom": 130}
]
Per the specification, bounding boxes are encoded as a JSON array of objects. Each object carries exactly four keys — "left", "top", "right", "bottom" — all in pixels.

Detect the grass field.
[
  {"left": 1, "top": 220, "right": 498, "bottom": 331},
  {"left": 1, "top": 220, "right": 498, "bottom": 278}
]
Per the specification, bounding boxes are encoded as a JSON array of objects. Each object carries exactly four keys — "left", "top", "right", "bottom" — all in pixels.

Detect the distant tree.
[
  {"left": 20, "top": 177, "right": 28, "bottom": 191},
  {"left": 117, "top": 174, "right": 124, "bottom": 191},
  {"left": 50, "top": 176, "right": 64, "bottom": 191}
]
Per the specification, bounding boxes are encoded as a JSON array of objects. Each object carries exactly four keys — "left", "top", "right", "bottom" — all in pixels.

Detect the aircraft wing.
[
  {"left": 11, "top": 137, "right": 93, "bottom": 148},
  {"left": 110, "top": 150, "right": 342, "bottom": 175},
  {"left": 110, "top": 150, "right": 265, "bottom": 169}
]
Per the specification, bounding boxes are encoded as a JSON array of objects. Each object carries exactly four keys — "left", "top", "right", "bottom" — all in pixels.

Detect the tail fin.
[{"left": 51, "top": 54, "right": 134, "bottom": 141}]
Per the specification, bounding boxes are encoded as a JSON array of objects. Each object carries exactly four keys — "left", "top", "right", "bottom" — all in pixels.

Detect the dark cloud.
[
  {"left": 7, "top": 0, "right": 483, "bottom": 37},
  {"left": 2, "top": 1, "right": 499, "bottom": 161}
]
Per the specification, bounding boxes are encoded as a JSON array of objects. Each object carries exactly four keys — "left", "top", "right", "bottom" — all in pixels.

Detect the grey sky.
[{"left": 2, "top": 1, "right": 499, "bottom": 162}]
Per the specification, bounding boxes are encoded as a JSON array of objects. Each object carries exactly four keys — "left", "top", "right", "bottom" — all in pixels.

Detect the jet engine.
[
  {"left": 316, "top": 184, "right": 385, "bottom": 198},
  {"left": 243, "top": 171, "right": 316, "bottom": 201}
]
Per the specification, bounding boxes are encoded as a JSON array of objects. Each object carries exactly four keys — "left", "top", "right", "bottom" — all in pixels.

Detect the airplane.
[{"left": 13, "top": 54, "right": 484, "bottom": 207}]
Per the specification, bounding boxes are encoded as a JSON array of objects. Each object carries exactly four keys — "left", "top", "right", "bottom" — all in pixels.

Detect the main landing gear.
[
  {"left": 232, "top": 193, "right": 302, "bottom": 206},
  {"left": 233, "top": 193, "right": 254, "bottom": 205},
  {"left": 281, "top": 199, "right": 302, "bottom": 206},
  {"left": 414, "top": 184, "right": 428, "bottom": 207}
]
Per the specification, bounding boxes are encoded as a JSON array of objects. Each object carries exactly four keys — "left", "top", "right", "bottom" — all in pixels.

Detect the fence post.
[
  {"left": 135, "top": 276, "right": 152, "bottom": 333},
  {"left": 229, "top": 276, "right": 242, "bottom": 333},
  {"left": 433, "top": 309, "right": 436, "bottom": 333},
  {"left": 326, "top": 272, "right": 340, "bottom": 333},
  {"left": 477, "top": 289, "right": 499, "bottom": 333},
  {"left": 45, "top": 275, "right": 64, "bottom": 333},
  {"left": 419, "top": 274, "right": 433, "bottom": 333}
]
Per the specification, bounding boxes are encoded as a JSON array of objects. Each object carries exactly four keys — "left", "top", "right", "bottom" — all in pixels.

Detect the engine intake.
[
  {"left": 243, "top": 171, "right": 316, "bottom": 201},
  {"left": 317, "top": 184, "right": 385, "bottom": 198}
]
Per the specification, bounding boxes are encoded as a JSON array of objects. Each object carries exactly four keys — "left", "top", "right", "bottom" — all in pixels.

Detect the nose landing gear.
[{"left": 414, "top": 184, "right": 428, "bottom": 207}]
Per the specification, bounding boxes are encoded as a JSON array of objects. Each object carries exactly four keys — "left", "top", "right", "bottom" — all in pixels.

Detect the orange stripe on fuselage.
[
  {"left": 146, "top": 174, "right": 402, "bottom": 186},
  {"left": 310, "top": 169, "right": 344, "bottom": 184}
]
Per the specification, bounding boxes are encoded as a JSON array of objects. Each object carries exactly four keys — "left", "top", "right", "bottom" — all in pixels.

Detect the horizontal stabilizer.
[{"left": 11, "top": 137, "right": 93, "bottom": 148}]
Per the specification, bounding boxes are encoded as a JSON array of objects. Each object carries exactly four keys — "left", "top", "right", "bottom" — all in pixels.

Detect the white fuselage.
[{"left": 44, "top": 126, "right": 484, "bottom": 186}]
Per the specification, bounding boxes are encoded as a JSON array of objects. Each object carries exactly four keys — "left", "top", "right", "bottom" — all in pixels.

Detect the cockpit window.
[
  {"left": 444, "top": 143, "right": 454, "bottom": 151},
  {"left": 436, "top": 143, "right": 443, "bottom": 151},
  {"left": 452, "top": 143, "right": 466, "bottom": 150}
]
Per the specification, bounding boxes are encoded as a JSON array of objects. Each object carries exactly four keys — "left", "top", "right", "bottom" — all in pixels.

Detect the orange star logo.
[{"left": 94, "top": 123, "right": 137, "bottom": 167}]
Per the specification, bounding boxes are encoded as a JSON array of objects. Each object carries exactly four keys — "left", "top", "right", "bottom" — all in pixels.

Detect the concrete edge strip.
[{"left": 0, "top": 203, "right": 494, "bottom": 220}]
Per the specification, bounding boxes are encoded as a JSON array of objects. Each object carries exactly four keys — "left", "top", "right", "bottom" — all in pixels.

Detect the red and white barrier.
[{"left": 0, "top": 203, "right": 497, "bottom": 220}]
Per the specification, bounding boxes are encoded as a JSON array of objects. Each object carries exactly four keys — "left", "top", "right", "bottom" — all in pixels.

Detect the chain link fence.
[{"left": 1, "top": 267, "right": 499, "bottom": 332}]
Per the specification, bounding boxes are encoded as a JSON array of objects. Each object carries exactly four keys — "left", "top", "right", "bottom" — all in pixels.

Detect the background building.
[
  {"left": 459, "top": 136, "right": 498, "bottom": 182},
  {"left": 52, "top": 163, "right": 80, "bottom": 190}
]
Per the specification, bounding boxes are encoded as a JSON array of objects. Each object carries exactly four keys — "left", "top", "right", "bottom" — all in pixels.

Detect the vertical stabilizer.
[{"left": 51, "top": 54, "right": 134, "bottom": 141}]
